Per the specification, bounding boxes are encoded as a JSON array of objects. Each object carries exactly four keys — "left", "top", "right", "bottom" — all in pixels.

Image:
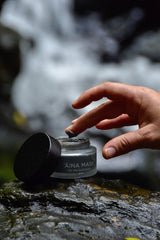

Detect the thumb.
[{"left": 102, "top": 129, "right": 146, "bottom": 159}]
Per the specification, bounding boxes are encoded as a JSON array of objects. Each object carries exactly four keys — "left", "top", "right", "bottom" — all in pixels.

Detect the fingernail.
[
  {"left": 104, "top": 147, "right": 116, "bottom": 159},
  {"left": 66, "top": 130, "right": 77, "bottom": 138}
]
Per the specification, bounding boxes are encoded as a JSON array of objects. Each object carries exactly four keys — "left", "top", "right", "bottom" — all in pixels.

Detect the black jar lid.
[{"left": 14, "top": 132, "right": 61, "bottom": 184}]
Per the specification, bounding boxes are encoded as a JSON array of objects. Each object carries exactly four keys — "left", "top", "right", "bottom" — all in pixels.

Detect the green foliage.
[{"left": 0, "top": 150, "right": 16, "bottom": 185}]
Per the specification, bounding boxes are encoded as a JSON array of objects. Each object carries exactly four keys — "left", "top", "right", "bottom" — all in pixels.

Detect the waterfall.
[{"left": 0, "top": 0, "right": 99, "bottom": 134}]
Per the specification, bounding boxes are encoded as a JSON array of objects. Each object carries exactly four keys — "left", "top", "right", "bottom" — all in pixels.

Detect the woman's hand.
[{"left": 65, "top": 82, "right": 160, "bottom": 159}]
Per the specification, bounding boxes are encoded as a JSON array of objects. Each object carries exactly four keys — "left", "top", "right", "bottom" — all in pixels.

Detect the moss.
[
  {"left": 78, "top": 231, "right": 93, "bottom": 239},
  {"left": 0, "top": 149, "right": 16, "bottom": 185},
  {"left": 65, "top": 225, "right": 74, "bottom": 232}
]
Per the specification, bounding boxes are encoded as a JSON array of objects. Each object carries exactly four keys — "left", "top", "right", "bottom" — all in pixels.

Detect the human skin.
[{"left": 65, "top": 82, "right": 160, "bottom": 159}]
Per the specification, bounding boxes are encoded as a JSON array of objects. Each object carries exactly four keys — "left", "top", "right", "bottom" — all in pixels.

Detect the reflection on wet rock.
[{"left": 0, "top": 177, "right": 160, "bottom": 239}]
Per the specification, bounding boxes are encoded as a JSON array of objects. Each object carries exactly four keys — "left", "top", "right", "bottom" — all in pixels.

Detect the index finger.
[{"left": 72, "top": 82, "right": 139, "bottom": 109}]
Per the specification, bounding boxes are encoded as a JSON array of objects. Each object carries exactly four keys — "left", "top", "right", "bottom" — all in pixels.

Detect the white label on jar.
[{"left": 56, "top": 154, "right": 96, "bottom": 173}]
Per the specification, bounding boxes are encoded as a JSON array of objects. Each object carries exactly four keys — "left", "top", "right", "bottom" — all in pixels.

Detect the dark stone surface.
[
  {"left": 0, "top": 176, "right": 160, "bottom": 239},
  {"left": 0, "top": 0, "right": 6, "bottom": 12},
  {"left": 0, "top": 24, "right": 21, "bottom": 101}
]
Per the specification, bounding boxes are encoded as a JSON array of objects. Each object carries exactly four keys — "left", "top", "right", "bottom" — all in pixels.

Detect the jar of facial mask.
[
  {"left": 14, "top": 133, "right": 97, "bottom": 184},
  {"left": 51, "top": 137, "right": 97, "bottom": 179}
]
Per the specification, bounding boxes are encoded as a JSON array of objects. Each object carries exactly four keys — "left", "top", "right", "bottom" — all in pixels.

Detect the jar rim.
[{"left": 57, "top": 137, "right": 90, "bottom": 150}]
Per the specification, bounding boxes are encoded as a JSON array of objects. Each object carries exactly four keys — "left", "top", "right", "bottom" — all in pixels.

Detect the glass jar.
[{"left": 51, "top": 137, "right": 97, "bottom": 179}]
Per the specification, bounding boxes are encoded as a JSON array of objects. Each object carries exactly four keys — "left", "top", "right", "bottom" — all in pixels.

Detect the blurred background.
[{"left": 0, "top": 0, "right": 160, "bottom": 188}]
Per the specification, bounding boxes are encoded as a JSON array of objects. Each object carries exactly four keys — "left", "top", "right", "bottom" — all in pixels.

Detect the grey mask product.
[
  {"left": 66, "top": 130, "right": 77, "bottom": 138},
  {"left": 14, "top": 132, "right": 97, "bottom": 184}
]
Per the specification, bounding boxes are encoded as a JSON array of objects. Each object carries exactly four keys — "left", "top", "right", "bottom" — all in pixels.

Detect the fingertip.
[
  {"left": 65, "top": 126, "right": 72, "bottom": 134},
  {"left": 103, "top": 147, "right": 116, "bottom": 159},
  {"left": 66, "top": 130, "right": 77, "bottom": 138},
  {"left": 96, "top": 121, "right": 107, "bottom": 130},
  {"left": 72, "top": 100, "right": 79, "bottom": 108},
  {"left": 95, "top": 123, "right": 103, "bottom": 129},
  {"left": 65, "top": 124, "right": 80, "bottom": 137},
  {"left": 72, "top": 99, "right": 89, "bottom": 109}
]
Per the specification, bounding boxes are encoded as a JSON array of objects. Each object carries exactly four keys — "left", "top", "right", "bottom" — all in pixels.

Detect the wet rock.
[
  {"left": 0, "top": 22, "right": 28, "bottom": 154},
  {"left": 0, "top": 23, "right": 22, "bottom": 145},
  {"left": 0, "top": 0, "right": 6, "bottom": 12},
  {"left": 0, "top": 0, "right": 160, "bottom": 192},
  {"left": 0, "top": 176, "right": 160, "bottom": 240},
  {"left": 0, "top": 24, "right": 21, "bottom": 95}
]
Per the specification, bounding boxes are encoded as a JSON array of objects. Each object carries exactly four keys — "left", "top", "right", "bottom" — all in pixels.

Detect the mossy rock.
[{"left": 0, "top": 176, "right": 160, "bottom": 240}]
